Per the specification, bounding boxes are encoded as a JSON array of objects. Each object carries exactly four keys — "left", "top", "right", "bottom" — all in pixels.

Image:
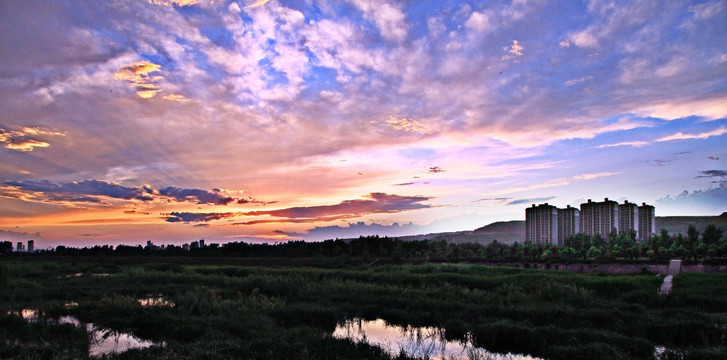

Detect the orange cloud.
[
  {"left": 0, "top": 126, "right": 65, "bottom": 152},
  {"left": 245, "top": 0, "right": 270, "bottom": 9},
  {"left": 5, "top": 140, "right": 50, "bottom": 152},
  {"left": 114, "top": 61, "right": 163, "bottom": 99},
  {"left": 386, "top": 115, "right": 428, "bottom": 134}
]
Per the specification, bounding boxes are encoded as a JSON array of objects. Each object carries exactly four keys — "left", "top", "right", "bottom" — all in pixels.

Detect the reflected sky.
[{"left": 333, "top": 318, "right": 543, "bottom": 360}]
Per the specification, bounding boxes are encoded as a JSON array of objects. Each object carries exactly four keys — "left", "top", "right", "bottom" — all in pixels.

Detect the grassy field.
[{"left": 1, "top": 259, "right": 726, "bottom": 359}]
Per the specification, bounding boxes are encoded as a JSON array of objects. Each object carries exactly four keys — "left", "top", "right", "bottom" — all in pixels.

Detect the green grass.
[{"left": 1, "top": 259, "right": 726, "bottom": 359}]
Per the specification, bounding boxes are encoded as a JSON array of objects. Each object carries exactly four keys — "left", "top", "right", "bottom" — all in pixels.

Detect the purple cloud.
[{"left": 242, "top": 193, "right": 433, "bottom": 223}]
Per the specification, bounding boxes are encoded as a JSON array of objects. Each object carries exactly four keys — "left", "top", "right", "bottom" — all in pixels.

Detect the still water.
[
  {"left": 333, "top": 318, "right": 544, "bottom": 360},
  {"left": 9, "top": 307, "right": 163, "bottom": 358}
]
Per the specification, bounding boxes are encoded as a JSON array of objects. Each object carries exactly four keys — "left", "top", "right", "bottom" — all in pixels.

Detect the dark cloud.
[
  {"left": 241, "top": 193, "right": 433, "bottom": 224},
  {"left": 394, "top": 182, "right": 415, "bottom": 186},
  {"left": 4, "top": 179, "right": 153, "bottom": 201},
  {"left": 0, "top": 229, "right": 40, "bottom": 240},
  {"left": 165, "top": 212, "right": 235, "bottom": 223},
  {"left": 429, "top": 166, "right": 445, "bottom": 173},
  {"left": 3, "top": 179, "right": 264, "bottom": 206},
  {"left": 158, "top": 186, "right": 234, "bottom": 205},
  {"left": 708, "top": 156, "right": 719, "bottom": 160},
  {"left": 697, "top": 170, "right": 727, "bottom": 178}
]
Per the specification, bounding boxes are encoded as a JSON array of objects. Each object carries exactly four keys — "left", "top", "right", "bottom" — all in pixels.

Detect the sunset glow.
[{"left": 1, "top": 0, "right": 725, "bottom": 247}]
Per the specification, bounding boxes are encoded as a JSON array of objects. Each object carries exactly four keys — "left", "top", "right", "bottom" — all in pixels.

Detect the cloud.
[
  {"left": 165, "top": 212, "right": 235, "bottom": 223},
  {"left": 0, "top": 229, "right": 41, "bottom": 241},
  {"left": 386, "top": 116, "right": 427, "bottom": 134},
  {"left": 428, "top": 166, "right": 445, "bottom": 173},
  {"left": 564, "top": 76, "right": 593, "bottom": 86},
  {"left": 3, "top": 180, "right": 153, "bottom": 202},
  {"left": 2, "top": 180, "right": 262, "bottom": 206},
  {"left": 245, "top": 0, "right": 271, "bottom": 9},
  {"left": 488, "top": 172, "right": 621, "bottom": 196},
  {"left": 656, "top": 127, "right": 727, "bottom": 142},
  {"left": 688, "top": 1, "right": 726, "bottom": 20},
  {"left": 506, "top": 196, "right": 556, "bottom": 205},
  {"left": 147, "top": 0, "right": 199, "bottom": 6},
  {"left": 393, "top": 182, "right": 415, "bottom": 186},
  {"left": 569, "top": 30, "right": 598, "bottom": 48},
  {"left": 597, "top": 141, "right": 650, "bottom": 148},
  {"left": 465, "top": 11, "right": 493, "bottom": 33},
  {"left": 501, "top": 40, "right": 524, "bottom": 61},
  {"left": 656, "top": 181, "right": 727, "bottom": 213},
  {"left": 349, "top": 0, "right": 408, "bottom": 42},
  {"left": 240, "top": 193, "right": 433, "bottom": 224},
  {"left": 113, "top": 61, "right": 163, "bottom": 98},
  {"left": 697, "top": 170, "right": 727, "bottom": 178},
  {"left": 158, "top": 186, "right": 235, "bottom": 205},
  {"left": 0, "top": 126, "right": 65, "bottom": 152},
  {"left": 475, "top": 196, "right": 556, "bottom": 206}
]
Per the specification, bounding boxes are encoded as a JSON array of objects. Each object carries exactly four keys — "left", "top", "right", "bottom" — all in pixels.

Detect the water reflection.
[
  {"left": 8, "top": 308, "right": 162, "bottom": 357},
  {"left": 333, "top": 318, "right": 543, "bottom": 360}
]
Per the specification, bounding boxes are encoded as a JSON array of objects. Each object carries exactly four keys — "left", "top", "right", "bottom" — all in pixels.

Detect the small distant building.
[
  {"left": 557, "top": 205, "right": 580, "bottom": 246},
  {"left": 190, "top": 241, "right": 199, "bottom": 250},
  {"left": 199, "top": 239, "right": 205, "bottom": 248},
  {"left": 638, "top": 202, "right": 656, "bottom": 242},
  {"left": 525, "top": 203, "right": 558, "bottom": 245},
  {"left": 618, "top": 201, "right": 639, "bottom": 240},
  {"left": 16, "top": 242, "right": 24, "bottom": 252},
  {"left": 27, "top": 240, "right": 34, "bottom": 253},
  {"left": 182, "top": 243, "right": 190, "bottom": 251},
  {"left": 580, "top": 198, "right": 619, "bottom": 238}
]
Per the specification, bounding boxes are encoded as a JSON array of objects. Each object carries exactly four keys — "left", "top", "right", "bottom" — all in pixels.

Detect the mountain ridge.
[{"left": 394, "top": 213, "right": 727, "bottom": 244}]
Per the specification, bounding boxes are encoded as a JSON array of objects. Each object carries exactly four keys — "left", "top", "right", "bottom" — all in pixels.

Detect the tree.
[
  {"left": 702, "top": 224, "right": 724, "bottom": 245},
  {"left": 587, "top": 246, "right": 601, "bottom": 258},
  {"left": 687, "top": 224, "right": 700, "bottom": 245}
]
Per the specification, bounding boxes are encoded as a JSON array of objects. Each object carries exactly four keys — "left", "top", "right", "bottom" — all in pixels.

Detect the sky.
[{"left": 1, "top": 0, "right": 726, "bottom": 248}]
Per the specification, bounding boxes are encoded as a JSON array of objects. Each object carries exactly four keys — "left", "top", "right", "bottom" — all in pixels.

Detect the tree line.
[{"left": 1, "top": 224, "right": 725, "bottom": 262}]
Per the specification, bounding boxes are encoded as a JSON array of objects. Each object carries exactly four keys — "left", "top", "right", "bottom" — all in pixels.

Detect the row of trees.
[{"left": 3, "top": 224, "right": 725, "bottom": 261}]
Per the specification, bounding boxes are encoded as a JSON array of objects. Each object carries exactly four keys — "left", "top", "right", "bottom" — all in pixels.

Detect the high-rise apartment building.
[
  {"left": 580, "top": 198, "right": 619, "bottom": 238},
  {"left": 27, "top": 240, "right": 34, "bottom": 253},
  {"left": 525, "top": 203, "right": 558, "bottom": 245},
  {"left": 638, "top": 202, "right": 656, "bottom": 241},
  {"left": 557, "top": 205, "right": 580, "bottom": 246},
  {"left": 618, "top": 201, "right": 639, "bottom": 239}
]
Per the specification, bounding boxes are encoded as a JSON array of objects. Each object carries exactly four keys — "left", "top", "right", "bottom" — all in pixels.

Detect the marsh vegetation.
[{"left": 1, "top": 259, "right": 726, "bottom": 359}]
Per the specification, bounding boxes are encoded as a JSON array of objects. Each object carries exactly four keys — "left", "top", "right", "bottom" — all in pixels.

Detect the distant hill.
[
  {"left": 399, "top": 213, "right": 727, "bottom": 244},
  {"left": 472, "top": 220, "right": 525, "bottom": 244},
  {"left": 655, "top": 212, "right": 727, "bottom": 236}
]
